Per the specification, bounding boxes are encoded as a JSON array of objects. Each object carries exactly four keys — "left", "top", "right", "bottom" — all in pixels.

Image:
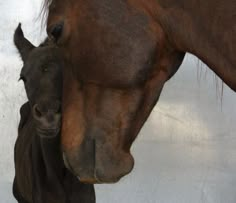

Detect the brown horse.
[{"left": 43, "top": 0, "right": 236, "bottom": 184}]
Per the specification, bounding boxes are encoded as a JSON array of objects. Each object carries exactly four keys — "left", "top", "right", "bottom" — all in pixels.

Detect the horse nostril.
[{"left": 33, "top": 104, "right": 42, "bottom": 118}]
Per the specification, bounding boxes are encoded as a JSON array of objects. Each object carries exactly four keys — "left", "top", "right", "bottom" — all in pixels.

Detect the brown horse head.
[
  {"left": 43, "top": 0, "right": 236, "bottom": 184},
  {"left": 44, "top": 0, "right": 186, "bottom": 183}
]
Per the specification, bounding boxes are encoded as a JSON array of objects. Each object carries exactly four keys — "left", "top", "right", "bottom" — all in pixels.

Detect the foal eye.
[{"left": 42, "top": 66, "right": 48, "bottom": 72}]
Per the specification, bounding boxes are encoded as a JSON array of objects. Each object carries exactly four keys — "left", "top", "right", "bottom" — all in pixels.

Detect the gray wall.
[{"left": 1, "top": 1, "right": 236, "bottom": 202}]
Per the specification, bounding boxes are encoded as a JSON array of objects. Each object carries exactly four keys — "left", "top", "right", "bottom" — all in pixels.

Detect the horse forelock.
[
  {"left": 43, "top": 0, "right": 53, "bottom": 7},
  {"left": 41, "top": 0, "right": 52, "bottom": 14},
  {"left": 39, "top": 0, "right": 53, "bottom": 29}
]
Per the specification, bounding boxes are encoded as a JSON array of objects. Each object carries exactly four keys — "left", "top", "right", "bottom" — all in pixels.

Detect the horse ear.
[{"left": 14, "top": 23, "right": 35, "bottom": 62}]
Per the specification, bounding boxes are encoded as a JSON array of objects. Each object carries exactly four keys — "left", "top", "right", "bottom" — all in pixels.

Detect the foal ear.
[{"left": 14, "top": 23, "right": 35, "bottom": 62}]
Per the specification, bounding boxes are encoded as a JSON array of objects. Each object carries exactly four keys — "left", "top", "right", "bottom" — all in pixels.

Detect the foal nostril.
[
  {"left": 32, "top": 101, "right": 61, "bottom": 120},
  {"left": 32, "top": 104, "right": 42, "bottom": 118}
]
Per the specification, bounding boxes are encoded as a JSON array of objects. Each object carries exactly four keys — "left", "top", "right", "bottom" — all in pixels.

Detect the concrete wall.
[{"left": 1, "top": 1, "right": 236, "bottom": 202}]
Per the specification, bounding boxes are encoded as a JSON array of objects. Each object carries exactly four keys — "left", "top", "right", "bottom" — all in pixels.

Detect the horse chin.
[
  {"left": 75, "top": 172, "right": 123, "bottom": 184},
  {"left": 63, "top": 148, "right": 135, "bottom": 184}
]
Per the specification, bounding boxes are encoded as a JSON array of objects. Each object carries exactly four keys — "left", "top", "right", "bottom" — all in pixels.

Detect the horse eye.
[
  {"left": 48, "top": 22, "right": 64, "bottom": 42},
  {"left": 19, "top": 75, "right": 27, "bottom": 83}
]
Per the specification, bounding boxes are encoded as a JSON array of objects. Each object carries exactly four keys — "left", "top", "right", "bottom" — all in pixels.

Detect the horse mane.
[
  {"left": 43, "top": 0, "right": 53, "bottom": 8},
  {"left": 39, "top": 0, "right": 53, "bottom": 29},
  {"left": 196, "top": 59, "right": 224, "bottom": 106}
]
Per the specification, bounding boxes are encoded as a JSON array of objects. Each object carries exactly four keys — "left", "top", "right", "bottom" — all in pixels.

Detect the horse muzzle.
[{"left": 62, "top": 138, "right": 134, "bottom": 183}]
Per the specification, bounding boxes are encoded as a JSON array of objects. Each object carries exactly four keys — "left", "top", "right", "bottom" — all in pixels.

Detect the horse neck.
[{"left": 154, "top": 0, "right": 236, "bottom": 91}]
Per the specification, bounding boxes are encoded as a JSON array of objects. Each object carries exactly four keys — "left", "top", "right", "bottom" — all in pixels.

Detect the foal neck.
[{"left": 38, "top": 134, "right": 64, "bottom": 179}]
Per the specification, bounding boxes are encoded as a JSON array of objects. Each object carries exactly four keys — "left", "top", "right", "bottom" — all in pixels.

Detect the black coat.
[{"left": 13, "top": 102, "right": 95, "bottom": 203}]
